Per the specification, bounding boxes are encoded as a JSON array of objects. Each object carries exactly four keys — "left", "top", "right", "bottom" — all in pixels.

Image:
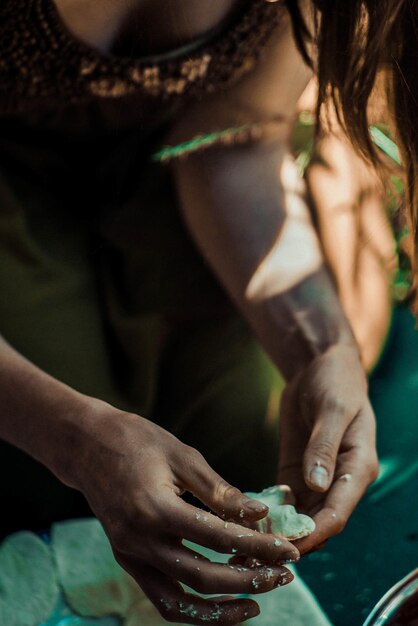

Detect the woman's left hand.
[{"left": 277, "top": 344, "right": 379, "bottom": 553}]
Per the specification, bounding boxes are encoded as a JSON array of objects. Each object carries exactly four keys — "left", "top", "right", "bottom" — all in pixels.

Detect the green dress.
[{"left": 0, "top": 1, "right": 285, "bottom": 536}]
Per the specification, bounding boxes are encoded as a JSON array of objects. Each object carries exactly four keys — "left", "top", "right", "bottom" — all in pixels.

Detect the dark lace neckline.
[{"left": 0, "top": 0, "right": 284, "bottom": 112}]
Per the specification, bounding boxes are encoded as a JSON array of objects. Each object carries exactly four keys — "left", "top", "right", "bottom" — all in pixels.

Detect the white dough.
[{"left": 246, "top": 486, "right": 316, "bottom": 540}]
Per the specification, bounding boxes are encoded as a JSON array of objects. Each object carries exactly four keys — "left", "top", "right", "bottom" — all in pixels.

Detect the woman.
[{"left": 0, "top": 0, "right": 388, "bottom": 623}]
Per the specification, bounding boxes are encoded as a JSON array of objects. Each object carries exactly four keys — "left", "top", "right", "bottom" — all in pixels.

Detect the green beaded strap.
[
  {"left": 153, "top": 117, "right": 402, "bottom": 167},
  {"left": 153, "top": 123, "right": 264, "bottom": 163},
  {"left": 152, "top": 113, "right": 295, "bottom": 163}
]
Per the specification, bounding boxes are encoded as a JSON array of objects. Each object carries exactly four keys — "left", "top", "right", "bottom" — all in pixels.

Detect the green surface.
[
  {"left": 0, "top": 532, "right": 58, "bottom": 626},
  {"left": 297, "top": 305, "right": 418, "bottom": 626}
]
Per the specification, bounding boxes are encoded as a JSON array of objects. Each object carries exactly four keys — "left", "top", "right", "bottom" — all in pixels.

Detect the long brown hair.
[{"left": 286, "top": 0, "right": 418, "bottom": 291}]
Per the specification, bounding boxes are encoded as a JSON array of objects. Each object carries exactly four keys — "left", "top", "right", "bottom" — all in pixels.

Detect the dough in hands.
[{"left": 245, "top": 486, "right": 315, "bottom": 541}]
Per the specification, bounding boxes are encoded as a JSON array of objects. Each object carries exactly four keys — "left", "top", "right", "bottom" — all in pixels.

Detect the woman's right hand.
[{"left": 65, "top": 400, "right": 299, "bottom": 625}]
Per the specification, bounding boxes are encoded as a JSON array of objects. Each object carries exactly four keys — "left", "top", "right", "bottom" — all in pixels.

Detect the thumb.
[
  {"left": 178, "top": 447, "right": 269, "bottom": 523},
  {"left": 303, "top": 407, "right": 348, "bottom": 492}
]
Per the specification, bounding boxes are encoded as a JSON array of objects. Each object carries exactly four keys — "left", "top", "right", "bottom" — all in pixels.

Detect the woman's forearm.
[
  {"left": 174, "top": 139, "right": 359, "bottom": 381},
  {"left": 0, "top": 334, "right": 92, "bottom": 485}
]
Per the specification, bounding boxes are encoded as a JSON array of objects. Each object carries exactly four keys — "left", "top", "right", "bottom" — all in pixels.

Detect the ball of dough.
[{"left": 246, "top": 486, "right": 315, "bottom": 540}]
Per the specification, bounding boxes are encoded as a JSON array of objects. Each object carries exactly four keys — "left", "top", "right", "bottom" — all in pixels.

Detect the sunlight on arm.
[{"left": 246, "top": 154, "right": 322, "bottom": 301}]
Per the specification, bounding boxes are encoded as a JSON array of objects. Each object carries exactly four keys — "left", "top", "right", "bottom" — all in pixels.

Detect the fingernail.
[
  {"left": 243, "top": 499, "right": 268, "bottom": 513},
  {"left": 310, "top": 464, "right": 329, "bottom": 489},
  {"left": 243, "top": 603, "right": 260, "bottom": 619},
  {"left": 281, "top": 551, "right": 300, "bottom": 564},
  {"left": 275, "top": 569, "right": 294, "bottom": 586}
]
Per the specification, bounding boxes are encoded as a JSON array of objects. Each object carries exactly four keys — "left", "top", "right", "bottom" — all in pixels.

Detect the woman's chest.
[{"left": 53, "top": 0, "right": 243, "bottom": 56}]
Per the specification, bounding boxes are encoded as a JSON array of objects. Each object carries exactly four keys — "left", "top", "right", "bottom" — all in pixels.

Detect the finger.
[
  {"left": 154, "top": 543, "right": 294, "bottom": 595},
  {"left": 122, "top": 560, "right": 260, "bottom": 625},
  {"left": 303, "top": 399, "right": 354, "bottom": 492},
  {"left": 296, "top": 415, "right": 378, "bottom": 553},
  {"left": 278, "top": 418, "right": 323, "bottom": 523},
  {"left": 175, "top": 447, "right": 269, "bottom": 523},
  {"left": 162, "top": 494, "right": 299, "bottom": 564},
  {"left": 294, "top": 473, "right": 363, "bottom": 553},
  {"left": 304, "top": 541, "right": 328, "bottom": 554},
  {"left": 228, "top": 555, "right": 248, "bottom": 566}
]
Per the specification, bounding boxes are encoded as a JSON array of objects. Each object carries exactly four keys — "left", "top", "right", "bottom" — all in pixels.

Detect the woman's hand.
[
  {"left": 277, "top": 345, "right": 379, "bottom": 554},
  {"left": 69, "top": 401, "right": 299, "bottom": 625}
]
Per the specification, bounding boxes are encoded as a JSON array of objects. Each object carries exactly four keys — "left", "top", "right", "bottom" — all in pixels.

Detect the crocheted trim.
[{"left": 0, "top": 0, "right": 285, "bottom": 112}]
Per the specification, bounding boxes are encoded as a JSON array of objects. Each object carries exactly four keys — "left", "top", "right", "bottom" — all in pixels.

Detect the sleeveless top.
[{"left": 0, "top": 0, "right": 284, "bottom": 115}]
